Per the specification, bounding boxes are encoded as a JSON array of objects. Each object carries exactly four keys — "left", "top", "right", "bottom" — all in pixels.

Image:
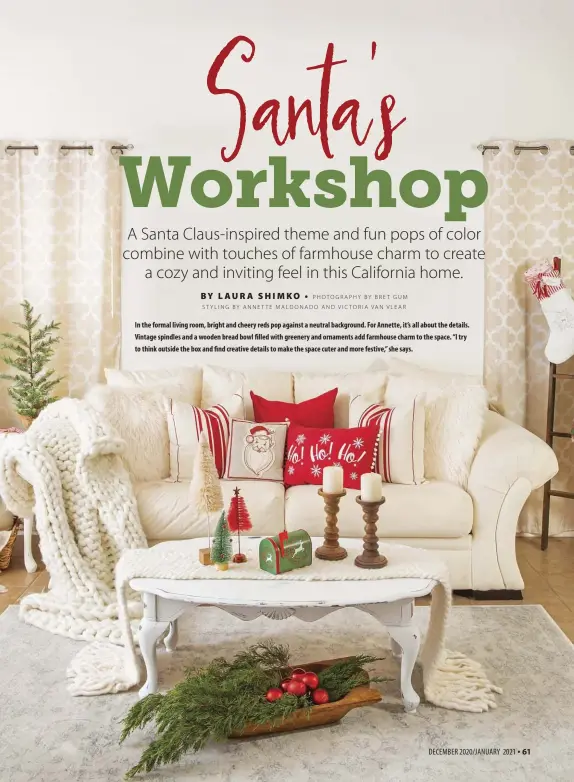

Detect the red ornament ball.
[
  {"left": 312, "top": 688, "right": 330, "bottom": 705},
  {"left": 301, "top": 672, "right": 319, "bottom": 690},
  {"left": 265, "top": 687, "right": 284, "bottom": 703},
  {"left": 290, "top": 668, "right": 307, "bottom": 681},
  {"left": 280, "top": 679, "right": 292, "bottom": 691},
  {"left": 286, "top": 679, "right": 307, "bottom": 697}
]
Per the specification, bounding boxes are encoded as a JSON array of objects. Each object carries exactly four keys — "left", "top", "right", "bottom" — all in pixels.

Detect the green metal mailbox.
[{"left": 259, "top": 529, "right": 312, "bottom": 575}]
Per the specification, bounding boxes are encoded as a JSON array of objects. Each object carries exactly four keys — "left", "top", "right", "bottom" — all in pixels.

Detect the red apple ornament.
[
  {"left": 286, "top": 679, "right": 307, "bottom": 697},
  {"left": 312, "top": 688, "right": 330, "bottom": 705},
  {"left": 301, "top": 672, "right": 319, "bottom": 690},
  {"left": 280, "top": 679, "right": 292, "bottom": 691},
  {"left": 265, "top": 687, "right": 284, "bottom": 703},
  {"left": 290, "top": 668, "right": 307, "bottom": 681}
]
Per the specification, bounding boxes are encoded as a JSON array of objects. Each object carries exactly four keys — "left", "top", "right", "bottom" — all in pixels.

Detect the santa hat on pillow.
[{"left": 246, "top": 425, "right": 272, "bottom": 443}]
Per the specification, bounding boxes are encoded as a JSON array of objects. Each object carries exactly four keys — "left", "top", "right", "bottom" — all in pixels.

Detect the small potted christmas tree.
[
  {"left": 0, "top": 300, "right": 63, "bottom": 428},
  {"left": 227, "top": 487, "right": 253, "bottom": 563},
  {"left": 211, "top": 510, "right": 232, "bottom": 571}
]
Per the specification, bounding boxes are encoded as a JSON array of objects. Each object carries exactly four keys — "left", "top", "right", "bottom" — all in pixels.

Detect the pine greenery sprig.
[
  {"left": 317, "top": 654, "right": 383, "bottom": 701},
  {"left": 0, "top": 300, "right": 64, "bottom": 419},
  {"left": 120, "top": 643, "right": 384, "bottom": 779},
  {"left": 121, "top": 642, "right": 300, "bottom": 778}
]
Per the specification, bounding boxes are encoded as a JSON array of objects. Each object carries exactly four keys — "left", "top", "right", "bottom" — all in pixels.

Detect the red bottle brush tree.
[{"left": 227, "top": 487, "right": 253, "bottom": 563}]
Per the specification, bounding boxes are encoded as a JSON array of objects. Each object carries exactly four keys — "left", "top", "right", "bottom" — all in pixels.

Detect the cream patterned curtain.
[
  {"left": 483, "top": 139, "right": 574, "bottom": 535},
  {"left": 0, "top": 140, "right": 122, "bottom": 427}
]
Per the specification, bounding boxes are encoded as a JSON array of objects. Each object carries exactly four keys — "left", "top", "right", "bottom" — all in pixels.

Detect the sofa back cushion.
[
  {"left": 201, "top": 365, "right": 293, "bottom": 418},
  {"left": 104, "top": 367, "right": 202, "bottom": 406},
  {"left": 85, "top": 385, "right": 171, "bottom": 482},
  {"left": 293, "top": 371, "right": 388, "bottom": 428}
]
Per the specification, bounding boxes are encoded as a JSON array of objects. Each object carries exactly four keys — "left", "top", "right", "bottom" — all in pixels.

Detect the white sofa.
[{"left": 104, "top": 365, "right": 558, "bottom": 599}]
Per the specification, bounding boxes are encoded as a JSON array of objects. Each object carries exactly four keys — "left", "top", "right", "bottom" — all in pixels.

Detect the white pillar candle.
[
  {"left": 323, "top": 465, "right": 344, "bottom": 494},
  {"left": 361, "top": 472, "right": 383, "bottom": 502}
]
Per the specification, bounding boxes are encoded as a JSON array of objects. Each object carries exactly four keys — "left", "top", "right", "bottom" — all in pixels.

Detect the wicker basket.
[{"left": 0, "top": 518, "right": 21, "bottom": 571}]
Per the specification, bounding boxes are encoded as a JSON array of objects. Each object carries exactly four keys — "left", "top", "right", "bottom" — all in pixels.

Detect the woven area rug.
[{"left": 1, "top": 605, "right": 573, "bottom": 781}]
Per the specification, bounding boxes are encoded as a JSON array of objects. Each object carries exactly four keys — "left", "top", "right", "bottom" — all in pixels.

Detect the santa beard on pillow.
[{"left": 243, "top": 425, "right": 276, "bottom": 476}]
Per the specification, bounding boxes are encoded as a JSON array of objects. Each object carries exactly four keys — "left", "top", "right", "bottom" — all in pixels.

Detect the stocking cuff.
[{"left": 525, "top": 261, "right": 564, "bottom": 300}]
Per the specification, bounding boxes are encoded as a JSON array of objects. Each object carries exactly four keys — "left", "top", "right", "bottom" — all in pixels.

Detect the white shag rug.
[{"left": 1, "top": 604, "right": 574, "bottom": 782}]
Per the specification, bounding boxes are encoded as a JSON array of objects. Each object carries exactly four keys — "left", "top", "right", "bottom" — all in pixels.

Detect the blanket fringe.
[
  {"left": 67, "top": 641, "right": 140, "bottom": 696},
  {"left": 424, "top": 649, "right": 503, "bottom": 713}
]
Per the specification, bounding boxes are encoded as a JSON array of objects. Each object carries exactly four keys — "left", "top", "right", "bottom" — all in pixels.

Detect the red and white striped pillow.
[
  {"left": 349, "top": 396, "right": 425, "bottom": 485},
  {"left": 165, "top": 392, "right": 244, "bottom": 481}
]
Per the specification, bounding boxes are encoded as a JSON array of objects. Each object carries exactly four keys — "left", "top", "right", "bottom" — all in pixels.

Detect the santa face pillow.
[
  {"left": 284, "top": 424, "right": 379, "bottom": 490},
  {"left": 224, "top": 420, "right": 289, "bottom": 482}
]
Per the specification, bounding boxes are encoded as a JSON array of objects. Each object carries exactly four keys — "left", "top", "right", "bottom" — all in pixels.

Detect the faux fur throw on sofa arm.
[{"left": 0, "top": 398, "right": 147, "bottom": 642}]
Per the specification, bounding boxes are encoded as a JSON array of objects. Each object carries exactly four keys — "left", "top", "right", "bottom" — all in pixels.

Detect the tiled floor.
[{"left": 1, "top": 537, "right": 573, "bottom": 640}]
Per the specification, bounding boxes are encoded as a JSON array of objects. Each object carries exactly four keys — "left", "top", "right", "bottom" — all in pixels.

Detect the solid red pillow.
[
  {"left": 251, "top": 388, "right": 337, "bottom": 428},
  {"left": 284, "top": 424, "right": 379, "bottom": 490}
]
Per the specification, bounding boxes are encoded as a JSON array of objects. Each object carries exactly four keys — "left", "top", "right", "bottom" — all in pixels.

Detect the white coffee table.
[{"left": 130, "top": 544, "right": 435, "bottom": 712}]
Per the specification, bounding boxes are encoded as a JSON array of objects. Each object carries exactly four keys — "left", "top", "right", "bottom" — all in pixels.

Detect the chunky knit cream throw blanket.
[
  {"left": 0, "top": 399, "right": 147, "bottom": 642},
  {"left": 68, "top": 539, "right": 501, "bottom": 713}
]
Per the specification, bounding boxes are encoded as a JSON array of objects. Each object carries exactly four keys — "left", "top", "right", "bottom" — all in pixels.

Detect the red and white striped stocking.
[{"left": 525, "top": 258, "right": 574, "bottom": 365}]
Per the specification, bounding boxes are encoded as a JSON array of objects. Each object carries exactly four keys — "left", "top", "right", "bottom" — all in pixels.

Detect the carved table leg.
[
  {"left": 138, "top": 617, "right": 170, "bottom": 698},
  {"left": 358, "top": 600, "right": 421, "bottom": 713},
  {"left": 164, "top": 619, "right": 179, "bottom": 652},
  {"left": 387, "top": 624, "right": 421, "bottom": 712}
]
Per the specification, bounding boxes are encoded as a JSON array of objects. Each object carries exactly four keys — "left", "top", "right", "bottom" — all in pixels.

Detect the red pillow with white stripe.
[
  {"left": 349, "top": 396, "right": 425, "bottom": 485},
  {"left": 164, "top": 392, "right": 244, "bottom": 480},
  {"left": 284, "top": 424, "right": 379, "bottom": 490}
]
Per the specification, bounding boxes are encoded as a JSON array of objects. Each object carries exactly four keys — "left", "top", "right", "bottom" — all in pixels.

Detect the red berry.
[
  {"left": 286, "top": 679, "right": 307, "bottom": 697},
  {"left": 312, "top": 688, "right": 330, "bottom": 705},
  {"left": 290, "top": 668, "right": 307, "bottom": 681},
  {"left": 280, "top": 679, "right": 292, "bottom": 691},
  {"left": 301, "top": 672, "right": 319, "bottom": 690},
  {"left": 265, "top": 687, "right": 283, "bottom": 702}
]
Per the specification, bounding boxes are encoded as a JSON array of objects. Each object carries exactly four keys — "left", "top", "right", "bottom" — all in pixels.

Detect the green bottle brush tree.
[
  {"left": 210, "top": 510, "right": 233, "bottom": 571},
  {"left": 0, "top": 300, "right": 64, "bottom": 424}
]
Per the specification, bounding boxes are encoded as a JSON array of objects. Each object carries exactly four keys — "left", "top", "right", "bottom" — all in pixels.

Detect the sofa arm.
[
  {"left": 469, "top": 411, "right": 558, "bottom": 494},
  {"left": 466, "top": 411, "right": 558, "bottom": 592}
]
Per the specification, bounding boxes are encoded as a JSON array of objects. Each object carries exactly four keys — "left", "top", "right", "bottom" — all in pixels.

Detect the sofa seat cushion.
[
  {"left": 285, "top": 481, "right": 473, "bottom": 538},
  {"left": 135, "top": 478, "right": 285, "bottom": 540}
]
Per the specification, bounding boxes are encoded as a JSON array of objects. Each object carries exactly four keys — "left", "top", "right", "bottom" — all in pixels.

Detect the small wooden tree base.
[
  {"left": 232, "top": 552, "right": 247, "bottom": 563},
  {"left": 198, "top": 548, "right": 212, "bottom": 566},
  {"left": 214, "top": 562, "right": 229, "bottom": 571},
  {"left": 315, "top": 489, "right": 347, "bottom": 561},
  {"left": 354, "top": 495, "right": 387, "bottom": 570}
]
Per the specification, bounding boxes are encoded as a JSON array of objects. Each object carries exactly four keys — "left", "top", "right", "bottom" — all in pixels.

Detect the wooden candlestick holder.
[
  {"left": 315, "top": 489, "right": 347, "bottom": 561},
  {"left": 354, "top": 495, "right": 387, "bottom": 569}
]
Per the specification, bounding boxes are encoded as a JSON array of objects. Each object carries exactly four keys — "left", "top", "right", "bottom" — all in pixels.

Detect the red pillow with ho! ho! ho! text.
[
  {"left": 284, "top": 423, "right": 379, "bottom": 490},
  {"left": 251, "top": 388, "right": 337, "bottom": 428}
]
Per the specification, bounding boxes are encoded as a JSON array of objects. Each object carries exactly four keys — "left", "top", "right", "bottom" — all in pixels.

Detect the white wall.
[{"left": 1, "top": 0, "right": 573, "bottom": 374}]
